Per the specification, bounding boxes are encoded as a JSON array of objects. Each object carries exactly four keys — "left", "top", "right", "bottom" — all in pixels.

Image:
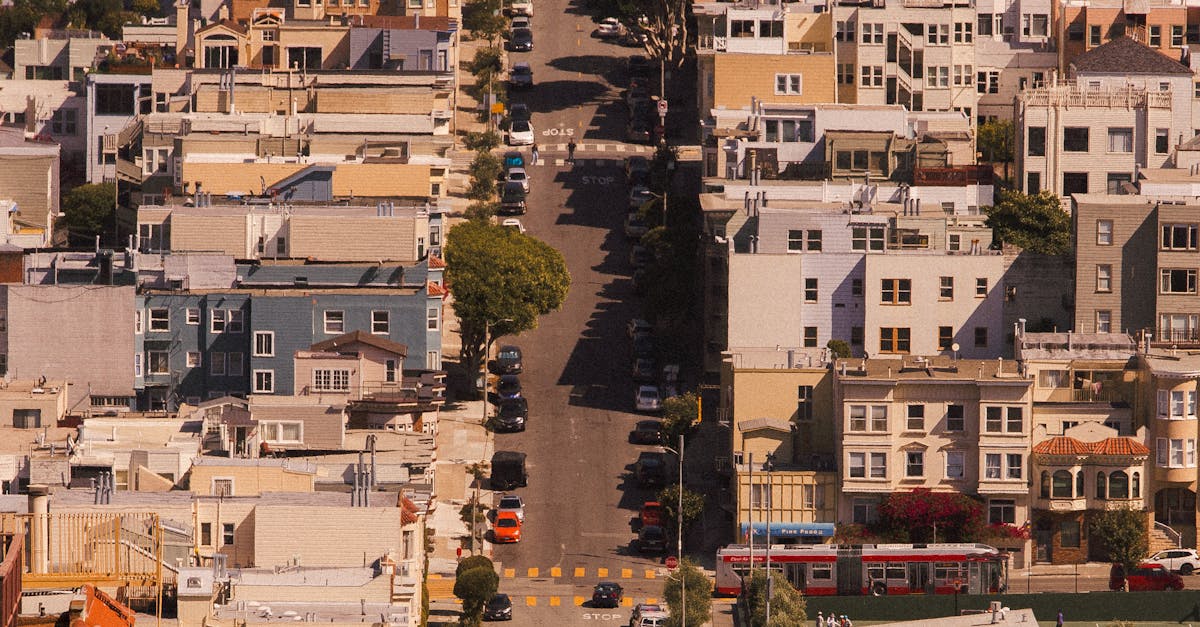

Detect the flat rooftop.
[{"left": 836, "top": 356, "right": 1028, "bottom": 382}]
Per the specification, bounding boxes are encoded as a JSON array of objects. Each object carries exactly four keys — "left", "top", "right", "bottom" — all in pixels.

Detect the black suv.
[
  {"left": 499, "top": 181, "right": 527, "bottom": 215},
  {"left": 493, "top": 398, "right": 528, "bottom": 432},
  {"left": 493, "top": 345, "right": 523, "bottom": 374},
  {"left": 635, "top": 451, "right": 667, "bottom": 488}
]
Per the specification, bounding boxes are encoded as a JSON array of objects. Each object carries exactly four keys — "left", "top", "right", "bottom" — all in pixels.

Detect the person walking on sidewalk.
[
  {"left": 1056, "top": 609, "right": 1064, "bottom": 627},
  {"left": 531, "top": 142, "right": 539, "bottom": 165},
  {"left": 567, "top": 137, "right": 576, "bottom": 164}
]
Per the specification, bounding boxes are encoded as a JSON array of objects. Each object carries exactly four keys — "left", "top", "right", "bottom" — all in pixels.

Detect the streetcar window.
[
  {"left": 811, "top": 564, "right": 833, "bottom": 580},
  {"left": 886, "top": 563, "right": 906, "bottom": 580},
  {"left": 934, "top": 562, "right": 963, "bottom": 580},
  {"left": 865, "top": 563, "right": 885, "bottom": 581}
]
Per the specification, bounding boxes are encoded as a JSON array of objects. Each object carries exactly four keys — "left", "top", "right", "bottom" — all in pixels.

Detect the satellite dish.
[{"left": 951, "top": 343, "right": 961, "bottom": 353}]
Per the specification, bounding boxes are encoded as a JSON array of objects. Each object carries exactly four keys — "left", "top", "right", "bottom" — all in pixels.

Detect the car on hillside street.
[
  {"left": 592, "top": 582, "right": 623, "bottom": 608},
  {"left": 483, "top": 593, "right": 513, "bottom": 621},
  {"left": 497, "top": 494, "right": 525, "bottom": 523},
  {"left": 597, "top": 17, "right": 622, "bottom": 38},
  {"left": 509, "top": 120, "right": 535, "bottom": 146},
  {"left": 630, "top": 420, "right": 663, "bottom": 445},
  {"left": 1147, "top": 549, "right": 1200, "bottom": 575}
]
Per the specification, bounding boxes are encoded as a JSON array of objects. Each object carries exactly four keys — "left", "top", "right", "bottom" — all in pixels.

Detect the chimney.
[{"left": 27, "top": 485, "right": 50, "bottom": 574}]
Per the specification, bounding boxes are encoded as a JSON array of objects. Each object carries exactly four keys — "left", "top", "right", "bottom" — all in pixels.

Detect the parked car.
[
  {"left": 499, "top": 181, "right": 527, "bottom": 215},
  {"left": 624, "top": 212, "right": 649, "bottom": 239},
  {"left": 625, "top": 156, "right": 650, "bottom": 179},
  {"left": 491, "top": 451, "right": 527, "bottom": 489},
  {"left": 627, "top": 119, "right": 652, "bottom": 144},
  {"left": 493, "top": 397, "right": 528, "bottom": 432},
  {"left": 636, "top": 385, "right": 662, "bottom": 413},
  {"left": 633, "top": 357, "right": 656, "bottom": 382},
  {"left": 630, "top": 420, "right": 663, "bottom": 445},
  {"left": 501, "top": 218, "right": 527, "bottom": 233},
  {"left": 630, "top": 245, "right": 654, "bottom": 269},
  {"left": 508, "top": 27, "right": 534, "bottom": 51},
  {"left": 640, "top": 501, "right": 663, "bottom": 527},
  {"left": 1147, "top": 549, "right": 1200, "bottom": 575},
  {"left": 493, "top": 345, "right": 524, "bottom": 374},
  {"left": 497, "top": 494, "right": 525, "bottom": 523},
  {"left": 597, "top": 17, "right": 623, "bottom": 38},
  {"left": 628, "top": 186, "right": 654, "bottom": 211},
  {"left": 503, "top": 151, "right": 526, "bottom": 169},
  {"left": 628, "top": 55, "right": 654, "bottom": 77},
  {"left": 509, "top": 103, "right": 532, "bottom": 123},
  {"left": 483, "top": 593, "right": 513, "bottom": 621},
  {"left": 618, "top": 31, "right": 647, "bottom": 47},
  {"left": 510, "top": 15, "right": 530, "bottom": 29},
  {"left": 496, "top": 374, "right": 522, "bottom": 400},
  {"left": 629, "top": 603, "right": 668, "bottom": 627},
  {"left": 509, "top": 0, "right": 532, "bottom": 16},
  {"left": 493, "top": 510, "right": 522, "bottom": 543},
  {"left": 637, "top": 525, "right": 668, "bottom": 553},
  {"left": 503, "top": 167, "right": 530, "bottom": 192},
  {"left": 1110, "top": 563, "right": 1185, "bottom": 591},
  {"left": 509, "top": 62, "right": 533, "bottom": 89},
  {"left": 508, "top": 120, "right": 535, "bottom": 145},
  {"left": 635, "top": 451, "right": 667, "bottom": 486},
  {"left": 627, "top": 318, "right": 652, "bottom": 337},
  {"left": 592, "top": 582, "right": 623, "bottom": 608},
  {"left": 633, "top": 334, "right": 655, "bottom": 358}
]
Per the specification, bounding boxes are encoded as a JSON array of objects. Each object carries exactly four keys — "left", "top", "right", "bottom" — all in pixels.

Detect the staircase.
[
  {"left": 426, "top": 574, "right": 456, "bottom": 599},
  {"left": 1150, "top": 522, "right": 1182, "bottom": 554}
]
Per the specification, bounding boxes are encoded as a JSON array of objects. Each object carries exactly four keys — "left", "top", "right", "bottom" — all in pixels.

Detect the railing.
[
  {"left": 0, "top": 532, "right": 23, "bottom": 627},
  {"left": 697, "top": 35, "right": 728, "bottom": 52},
  {"left": 1155, "top": 520, "right": 1183, "bottom": 548},
  {"left": 0, "top": 513, "right": 163, "bottom": 590},
  {"left": 913, "top": 165, "right": 994, "bottom": 186},
  {"left": 1070, "top": 387, "right": 1130, "bottom": 403},
  {"left": 1020, "top": 85, "right": 1173, "bottom": 109}
]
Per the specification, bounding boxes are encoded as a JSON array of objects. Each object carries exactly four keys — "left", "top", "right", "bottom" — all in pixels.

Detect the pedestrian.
[
  {"left": 531, "top": 142, "right": 539, "bottom": 165},
  {"left": 567, "top": 137, "right": 576, "bottom": 164},
  {"left": 843, "top": 615, "right": 853, "bottom": 627},
  {"left": 816, "top": 611, "right": 823, "bottom": 626},
  {"left": 825, "top": 613, "right": 836, "bottom": 627},
  {"left": 1056, "top": 609, "right": 1064, "bottom": 627}
]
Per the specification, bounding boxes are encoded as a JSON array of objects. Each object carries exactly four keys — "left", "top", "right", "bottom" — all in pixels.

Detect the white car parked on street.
[{"left": 1146, "top": 549, "right": 1200, "bottom": 575}]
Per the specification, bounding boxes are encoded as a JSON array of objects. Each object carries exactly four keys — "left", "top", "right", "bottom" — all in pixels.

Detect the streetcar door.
[
  {"left": 785, "top": 563, "right": 806, "bottom": 592},
  {"left": 907, "top": 562, "right": 931, "bottom": 594},
  {"left": 836, "top": 546, "right": 863, "bottom": 595},
  {"left": 967, "top": 562, "right": 983, "bottom": 594}
]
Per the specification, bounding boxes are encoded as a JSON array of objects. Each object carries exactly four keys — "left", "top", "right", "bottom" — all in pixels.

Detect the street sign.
[
  {"left": 491, "top": 102, "right": 506, "bottom": 114},
  {"left": 666, "top": 556, "right": 678, "bottom": 570},
  {"left": 657, "top": 99, "right": 668, "bottom": 115}
]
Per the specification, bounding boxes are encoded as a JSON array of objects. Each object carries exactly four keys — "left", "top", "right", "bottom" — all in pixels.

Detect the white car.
[
  {"left": 1147, "top": 549, "right": 1200, "bottom": 575},
  {"left": 501, "top": 218, "right": 526, "bottom": 233},
  {"left": 497, "top": 494, "right": 525, "bottom": 523},
  {"left": 636, "top": 385, "right": 662, "bottom": 412},
  {"left": 509, "top": 120, "right": 535, "bottom": 146},
  {"left": 505, "top": 166, "right": 530, "bottom": 192},
  {"left": 510, "top": 0, "right": 532, "bottom": 16},
  {"left": 597, "top": 17, "right": 622, "bottom": 38},
  {"left": 511, "top": 15, "right": 530, "bottom": 29}
]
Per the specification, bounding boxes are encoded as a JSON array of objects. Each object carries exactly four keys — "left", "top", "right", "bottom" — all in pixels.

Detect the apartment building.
[
  {"left": 1014, "top": 37, "right": 1192, "bottom": 196},
  {"left": 720, "top": 348, "right": 838, "bottom": 543},
  {"left": 13, "top": 30, "right": 111, "bottom": 82},
  {"left": 1136, "top": 350, "right": 1200, "bottom": 547},
  {"left": 975, "top": 0, "right": 1058, "bottom": 122},
  {"left": 1052, "top": 0, "right": 1199, "bottom": 71},
  {"left": 694, "top": 0, "right": 835, "bottom": 116},
  {"left": 833, "top": 356, "right": 1034, "bottom": 561},
  {"left": 0, "top": 127, "right": 61, "bottom": 233},
  {"left": 86, "top": 72, "right": 154, "bottom": 184}
]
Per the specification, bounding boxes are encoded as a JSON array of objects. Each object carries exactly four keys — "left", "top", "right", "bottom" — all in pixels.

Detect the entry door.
[
  {"left": 1035, "top": 529, "right": 1053, "bottom": 563},
  {"left": 907, "top": 563, "right": 931, "bottom": 593},
  {"left": 967, "top": 562, "right": 983, "bottom": 594},
  {"left": 784, "top": 563, "right": 806, "bottom": 592}
]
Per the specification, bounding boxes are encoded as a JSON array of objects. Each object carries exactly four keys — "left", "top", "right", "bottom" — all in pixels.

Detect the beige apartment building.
[
  {"left": 1137, "top": 351, "right": 1200, "bottom": 547},
  {"left": 1053, "top": 0, "right": 1200, "bottom": 71}
]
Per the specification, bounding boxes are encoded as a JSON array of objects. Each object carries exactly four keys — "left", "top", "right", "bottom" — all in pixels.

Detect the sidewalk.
[{"left": 428, "top": 399, "right": 496, "bottom": 576}]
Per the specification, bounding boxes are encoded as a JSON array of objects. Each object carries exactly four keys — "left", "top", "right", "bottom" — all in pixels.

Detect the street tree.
[
  {"left": 875, "top": 489, "right": 985, "bottom": 543},
  {"left": 464, "top": 201, "right": 499, "bottom": 222},
  {"left": 461, "top": 0, "right": 506, "bottom": 42},
  {"left": 984, "top": 189, "right": 1071, "bottom": 255},
  {"left": 656, "top": 484, "right": 705, "bottom": 541},
  {"left": 1089, "top": 507, "right": 1148, "bottom": 574},
  {"left": 444, "top": 220, "right": 571, "bottom": 386},
  {"left": 458, "top": 497, "right": 488, "bottom": 553},
  {"left": 456, "top": 554, "right": 494, "bottom": 578},
  {"left": 453, "top": 558, "right": 499, "bottom": 626},
  {"left": 660, "top": 392, "right": 698, "bottom": 441},
  {"left": 629, "top": 0, "right": 688, "bottom": 70},
  {"left": 58, "top": 182, "right": 114, "bottom": 246},
  {"left": 662, "top": 557, "right": 711, "bottom": 627},
  {"left": 746, "top": 568, "right": 808, "bottom": 627},
  {"left": 977, "top": 119, "right": 1014, "bottom": 163},
  {"left": 467, "top": 150, "right": 501, "bottom": 202}
]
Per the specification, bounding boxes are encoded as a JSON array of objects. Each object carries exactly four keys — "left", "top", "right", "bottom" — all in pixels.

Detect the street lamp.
[
  {"left": 662, "top": 433, "right": 685, "bottom": 626},
  {"left": 482, "top": 317, "right": 514, "bottom": 424}
]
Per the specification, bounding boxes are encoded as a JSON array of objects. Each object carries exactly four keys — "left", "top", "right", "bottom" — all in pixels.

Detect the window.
[
  {"left": 1093, "top": 264, "right": 1112, "bottom": 292},
  {"left": 869, "top": 452, "right": 887, "bottom": 478},
  {"left": 262, "top": 420, "right": 302, "bottom": 443},
  {"left": 12, "top": 409, "right": 41, "bottom": 429},
  {"left": 787, "top": 230, "right": 804, "bottom": 251},
  {"left": 807, "top": 230, "right": 822, "bottom": 251},
  {"left": 1060, "top": 521, "right": 1081, "bottom": 548},
  {"left": 984, "top": 453, "right": 1001, "bottom": 479},
  {"left": 861, "top": 22, "right": 883, "bottom": 44},
  {"left": 1108, "top": 470, "right": 1130, "bottom": 498},
  {"left": 1156, "top": 389, "right": 1197, "bottom": 419},
  {"left": 852, "top": 498, "right": 878, "bottom": 524},
  {"left": 222, "top": 523, "right": 235, "bottom": 546},
  {"left": 749, "top": 483, "right": 772, "bottom": 508},
  {"left": 948, "top": 234, "right": 962, "bottom": 251},
  {"left": 945, "top": 451, "right": 964, "bottom": 478},
  {"left": 1006, "top": 454, "right": 1022, "bottom": 479},
  {"left": 985, "top": 406, "right": 1023, "bottom": 433},
  {"left": 212, "top": 478, "right": 233, "bottom": 497},
  {"left": 989, "top": 499, "right": 1015, "bottom": 524},
  {"left": 975, "top": 278, "right": 988, "bottom": 297},
  {"left": 851, "top": 326, "right": 863, "bottom": 346},
  {"left": 953, "top": 65, "right": 973, "bottom": 86},
  {"left": 148, "top": 351, "right": 169, "bottom": 375},
  {"left": 149, "top": 309, "right": 169, "bottom": 332},
  {"left": 313, "top": 369, "right": 351, "bottom": 392},
  {"left": 804, "top": 278, "right": 818, "bottom": 302},
  {"left": 95, "top": 84, "right": 135, "bottom": 115},
  {"left": 372, "top": 310, "right": 390, "bottom": 334},
  {"left": 427, "top": 307, "right": 440, "bottom": 330},
  {"left": 976, "top": 71, "right": 999, "bottom": 94},
  {"left": 835, "top": 20, "right": 855, "bottom": 41},
  {"left": 797, "top": 386, "right": 813, "bottom": 420},
  {"left": 926, "top": 66, "right": 949, "bottom": 88},
  {"left": 939, "top": 276, "right": 953, "bottom": 299},
  {"left": 1091, "top": 24, "right": 1104, "bottom": 46},
  {"left": 254, "top": 331, "right": 274, "bottom": 357},
  {"left": 1172, "top": 24, "right": 1185, "bottom": 47},
  {"left": 974, "top": 327, "right": 988, "bottom": 348},
  {"left": 860, "top": 66, "right": 883, "bottom": 87},
  {"left": 1027, "top": 127, "right": 1045, "bottom": 156},
  {"left": 226, "top": 310, "right": 243, "bottom": 334},
  {"left": 871, "top": 405, "right": 887, "bottom": 431},
  {"left": 954, "top": 22, "right": 972, "bottom": 42},
  {"left": 201, "top": 523, "right": 212, "bottom": 546},
  {"left": 1162, "top": 224, "right": 1199, "bottom": 250},
  {"left": 852, "top": 227, "right": 885, "bottom": 251},
  {"left": 774, "top": 74, "right": 802, "bottom": 95},
  {"left": 881, "top": 279, "right": 911, "bottom": 304},
  {"left": 135, "top": 353, "right": 142, "bottom": 377},
  {"left": 1097, "top": 220, "right": 1113, "bottom": 245},
  {"left": 185, "top": 308, "right": 200, "bottom": 325},
  {"left": 324, "top": 311, "right": 345, "bottom": 334},
  {"left": 1022, "top": 13, "right": 1048, "bottom": 36},
  {"left": 228, "top": 352, "right": 243, "bottom": 376},
  {"left": 385, "top": 359, "right": 399, "bottom": 383},
  {"left": 938, "top": 326, "right": 953, "bottom": 351},
  {"left": 254, "top": 370, "right": 275, "bottom": 393},
  {"left": 1161, "top": 269, "right": 1198, "bottom": 294},
  {"left": 1107, "top": 127, "right": 1133, "bottom": 153},
  {"left": 50, "top": 108, "right": 77, "bottom": 135},
  {"left": 837, "top": 63, "right": 854, "bottom": 85},
  {"left": 926, "top": 24, "right": 948, "bottom": 45},
  {"left": 1096, "top": 471, "right": 1107, "bottom": 499},
  {"left": 803, "top": 327, "right": 817, "bottom": 347},
  {"left": 907, "top": 405, "right": 925, "bottom": 431},
  {"left": 905, "top": 451, "right": 924, "bottom": 477},
  {"left": 1157, "top": 438, "right": 1196, "bottom": 467},
  {"left": 879, "top": 328, "right": 911, "bottom": 354},
  {"left": 849, "top": 405, "right": 867, "bottom": 431},
  {"left": 1063, "top": 127, "right": 1089, "bottom": 152},
  {"left": 1156, "top": 128, "right": 1170, "bottom": 154},
  {"left": 849, "top": 452, "right": 866, "bottom": 477},
  {"left": 1026, "top": 172, "right": 1041, "bottom": 194},
  {"left": 210, "top": 310, "right": 225, "bottom": 333},
  {"left": 1151, "top": 25, "right": 1162, "bottom": 47},
  {"left": 210, "top": 352, "right": 226, "bottom": 376},
  {"left": 852, "top": 278, "right": 863, "bottom": 296},
  {"left": 1096, "top": 310, "right": 1112, "bottom": 333},
  {"left": 186, "top": 352, "right": 201, "bottom": 368}
]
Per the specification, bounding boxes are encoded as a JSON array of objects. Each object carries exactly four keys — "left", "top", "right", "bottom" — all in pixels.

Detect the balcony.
[
  {"left": 912, "top": 165, "right": 994, "bottom": 187},
  {"left": 1019, "top": 84, "right": 1173, "bottom": 109},
  {"left": 0, "top": 531, "right": 23, "bottom": 627}
]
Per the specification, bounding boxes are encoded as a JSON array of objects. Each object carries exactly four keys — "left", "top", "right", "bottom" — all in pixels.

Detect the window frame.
[
  {"left": 253, "top": 331, "right": 275, "bottom": 357},
  {"left": 253, "top": 369, "right": 275, "bottom": 393},
  {"left": 148, "top": 308, "right": 170, "bottom": 332},
  {"left": 324, "top": 310, "right": 345, "bottom": 334},
  {"left": 879, "top": 327, "right": 911, "bottom": 354},
  {"left": 371, "top": 310, "right": 390, "bottom": 334}
]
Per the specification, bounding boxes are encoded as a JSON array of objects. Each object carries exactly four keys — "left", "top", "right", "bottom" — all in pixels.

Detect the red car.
[
  {"left": 493, "top": 511, "right": 522, "bottom": 543},
  {"left": 1110, "top": 563, "right": 1185, "bottom": 591},
  {"left": 640, "top": 501, "right": 662, "bottom": 528}
]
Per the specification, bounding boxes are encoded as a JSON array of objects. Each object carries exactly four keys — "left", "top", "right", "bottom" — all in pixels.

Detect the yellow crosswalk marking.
[
  {"left": 574, "top": 596, "right": 586, "bottom": 606},
  {"left": 598, "top": 568, "right": 609, "bottom": 577},
  {"left": 621, "top": 597, "right": 633, "bottom": 607},
  {"left": 574, "top": 567, "right": 585, "bottom": 578},
  {"left": 528, "top": 567, "right": 539, "bottom": 578},
  {"left": 621, "top": 568, "right": 633, "bottom": 579},
  {"left": 526, "top": 596, "right": 537, "bottom": 607},
  {"left": 645, "top": 569, "right": 656, "bottom": 579},
  {"left": 504, "top": 568, "right": 515, "bottom": 578},
  {"left": 550, "top": 596, "right": 562, "bottom": 607},
  {"left": 551, "top": 567, "right": 562, "bottom": 578}
]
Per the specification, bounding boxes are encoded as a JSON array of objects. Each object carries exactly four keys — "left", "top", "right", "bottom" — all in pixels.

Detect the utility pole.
[
  {"left": 765, "top": 452, "right": 774, "bottom": 625},
  {"left": 678, "top": 433, "right": 685, "bottom": 627}
]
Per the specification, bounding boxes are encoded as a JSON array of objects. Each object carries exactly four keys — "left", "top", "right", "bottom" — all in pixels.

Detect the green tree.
[
  {"left": 746, "top": 568, "right": 807, "bottom": 627},
  {"left": 977, "top": 119, "right": 1014, "bottom": 163},
  {"left": 453, "top": 559, "right": 499, "bottom": 626},
  {"left": 660, "top": 392, "right": 698, "bottom": 441},
  {"left": 636, "top": 220, "right": 697, "bottom": 326},
  {"left": 461, "top": 0, "right": 506, "bottom": 42},
  {"left": 983, "top": 188, "right": 1071, "bottom": 255},
  {"left": 467, "top": 150, "right": 501, "bottom": 202},
  {"left": 130, "top": 0, "right": 161, "bottom": 16},
  {"left": 465, "top": 201, "right": 498, "bottom": 222},
  {"left": 59, "top": 182, "right": 115, "bottom": 246},
  {"left": 875, "top": 489, "right": 985, "bottom": 543},
  {"left": 826, "top": 339, "right": 851, "bottom": 359},
  {"left": 464, "top": 130, "right": 501, "bottom": 152},
  {"left": 662, "top": 558, "right": 711, "bottom": 627},
  {"left": 456, "top": 554, "right": 494, "bottom": 578},
  {"left": 444, "top": 221, "right": 571, "bottom": 387},
  {"left": 458, "top": 497, "right": 488, "bottom": 553},
  {"left": 656, "top": 483, "right": 705, "bottom": 543},
  {"left": 1089, "top": 507, "right": 1148, "bottom": 574}
]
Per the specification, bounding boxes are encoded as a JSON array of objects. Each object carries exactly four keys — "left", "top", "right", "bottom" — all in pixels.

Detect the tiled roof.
[
  {"left": 310, "top": 330, "right": 408, "bottom": 357},
  {"left": 400, "top": 495, "right": 419, "bottom": 525},
  {"left": 1089, "top": 437, "right": 1150, "bottom": 456},
  {"left": 427, "top": 281, "right": 447, "bottom": 297},
  {"left": 1032, "top": 436, "right": 1091, "bottom": 456},
  {"left": 1072, "top": 36, "right": 1192, "bottom": 75},
  {"left": 427, "top": 254, "right": 446, "bottom": 269}
]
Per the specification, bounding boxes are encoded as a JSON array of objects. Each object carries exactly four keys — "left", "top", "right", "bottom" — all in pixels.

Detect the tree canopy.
[
  {"left": 977, "top": 119, "right": 1014, "bottom": 163},
  {"left": 746, "top": 568, "right": 807, "bottom": 627},
  {"left": 444, "top": 221, "right": 571, "bottom": 380},
  {"left": 58, "top": 182, "right": 114, "bottom": 247},
  {"left": 875, "top": 489, "right": 985, "bottom": 543},
  {"left": 461, "top": 0, "right": 506, "bottom": 42},
  {"left": 660, "top": 392, "right": 697, "bottom": 442},
  {"left": 1089, "top": 507, "right": 1148, "bottom": 574},
  {"left": 656, "top": 483, "right": 705, "bottom": 541},
  {"left": 662, "top": 558, "right": 711, "bottom": 627},
  {"left": 984, "top": 188, "right": 1071, "bottom": 255},
  {"left": 453, "top": 557, "right": 499, "bottom": 627}
]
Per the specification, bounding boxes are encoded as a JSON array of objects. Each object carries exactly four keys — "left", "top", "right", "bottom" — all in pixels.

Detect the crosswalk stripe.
[
  {"left": 550, "top": 596, "right": 562, "bottom": 607},
  {"left": 504, "top": 568, "right": 515, "bottom": 578},
  {"left": 621, "top": 568, "right": 633, "bottom": 579},
  {"left": 645, "top": 569, "right": 656, "bottom": 579},
  {"left": 647, "top": 598, "right": 658, "bottom": 604},
  {"left": 551, "top": 567, "right": 562, "bottom": 577},
  {"left": 526, "top": 596, "right": 537, "bottom": 607},
  {"left": 574, "top": 596, "right": 586, "bottom": 606},
  {"left": 621, "top": 597, "right": 633, "bottom": 607},
  {"left": 528, "top": 567, "right": 539, "bottom": 578},
  {"left": 598, "top": 567, "right": 609, "bottom": 577},
  {"left": 574, "top": 567, "right": 585, "bottom": 578}
]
